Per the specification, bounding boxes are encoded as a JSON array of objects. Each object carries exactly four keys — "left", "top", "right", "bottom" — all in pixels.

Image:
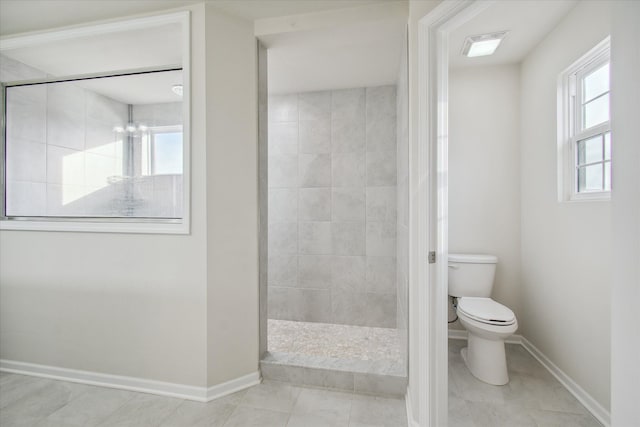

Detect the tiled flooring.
[
  {"left": 0, "top": 339, "right": 603, "bottom": 427},
  {"left": 268, "top": 319, "right": 402, "bottom": 364},
  {"left": 0, "top": 373, "right": 406, "bottom": 427},
  {"left": 448, "top": 339, "right": 602, "bottom": 427}
]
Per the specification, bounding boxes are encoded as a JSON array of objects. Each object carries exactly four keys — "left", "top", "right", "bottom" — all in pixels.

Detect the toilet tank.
[{"left": 448, "top": 253, "right": 498, "bottom": 297}]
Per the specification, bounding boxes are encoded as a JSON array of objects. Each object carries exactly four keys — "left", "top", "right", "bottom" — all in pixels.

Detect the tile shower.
[{"left": 262, "top": 84, "right": 408, "bottom": 396}]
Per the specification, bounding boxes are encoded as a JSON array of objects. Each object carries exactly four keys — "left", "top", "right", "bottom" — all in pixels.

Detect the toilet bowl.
[
  {"left": 456, "top": 297, "right": 517, "bottom": 385},
  {"left": 448, "top": 254, "right": 518, "bottom": 385}
]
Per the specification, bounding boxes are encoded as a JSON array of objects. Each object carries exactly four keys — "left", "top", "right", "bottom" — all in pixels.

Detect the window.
[
  {"left": 0, "top": 12, "right": 190, "bottom": 233},
  {"left": 558, "top": 37, "right": 611, "bottom": 201}
]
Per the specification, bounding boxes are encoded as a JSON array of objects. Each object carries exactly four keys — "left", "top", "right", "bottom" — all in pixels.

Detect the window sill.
[
  {"left": 0, "top": 218, "right": 189, "bottom": 234},
  {"left": 565, "top": 191, "right": 611, "bottom": 203}
]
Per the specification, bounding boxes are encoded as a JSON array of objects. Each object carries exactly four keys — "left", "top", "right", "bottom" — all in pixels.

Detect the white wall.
[
  {"left": 520, "top": 0, "right": 611, "bottom": 410},
  {"left": 610, "top": 2, "right": 640, "bottom": 425},
  {"left": 448, "top": 64, "right": 521, "bottom": 329},
  {"left": 0, "top": 2, "right": 260, "bottom": 390},
  {"left": 0, "top": 3, "right": 209, "bottom": 387},
  {"left": 205, "top": 4, "right": 259, "bottom": 386}
]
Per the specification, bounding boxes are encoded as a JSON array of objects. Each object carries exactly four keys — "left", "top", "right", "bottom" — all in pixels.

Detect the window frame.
[
  {"left": 0, "top": 11, "right": 191, "bottom": 234},
  {"left": 557, "top": 36, "right": 611, "bottom": 202}
]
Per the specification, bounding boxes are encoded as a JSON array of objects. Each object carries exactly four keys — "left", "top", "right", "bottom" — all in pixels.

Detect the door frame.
[{"left": 414, "top": 1, "right": 494, "bottom": 425}]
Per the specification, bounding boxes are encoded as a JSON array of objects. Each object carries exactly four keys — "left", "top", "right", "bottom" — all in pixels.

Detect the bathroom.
[
  {"left": 258, "top": 13, "right": 410, "bottom": 396},
  {"left": 445, "top": 0, "right": 610, "bottom": 425}
]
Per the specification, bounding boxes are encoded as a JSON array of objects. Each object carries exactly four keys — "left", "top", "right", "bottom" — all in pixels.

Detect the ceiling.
[
  {"left": 0, "top": 0, "right": 397, "bottom": 36},
  {"left": 264, "top": 16, "right": 406, "bottom": 94},
  {"left": 449, "top": 0, "right": 578, "bottom": 69}
]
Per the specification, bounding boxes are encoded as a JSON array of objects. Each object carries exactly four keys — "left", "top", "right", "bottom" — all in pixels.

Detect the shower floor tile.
[{"left": 268, "top": 319, "right": 403, "bottom": 364}]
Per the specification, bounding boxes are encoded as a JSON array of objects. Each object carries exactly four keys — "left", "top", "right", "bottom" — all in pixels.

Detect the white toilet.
[{"left": 448, "top": 253, "right": 517, "bottom": 386}]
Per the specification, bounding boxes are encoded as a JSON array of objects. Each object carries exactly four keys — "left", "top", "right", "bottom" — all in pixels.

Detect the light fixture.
[
  {"left": 172, "top": 84, "right": 183, "bottom": 97},
  {"left": 462, "top": 31, "right": 508, "bottom": 58}
]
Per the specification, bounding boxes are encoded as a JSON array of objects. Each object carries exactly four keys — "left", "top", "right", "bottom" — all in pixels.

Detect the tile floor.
[
  {"left": 448, "top": 339, "right": 603, "bottom": 427},
  {"left": 0, "top": 373, "right": 406, "bottom": 427},
  {"left": 268, "top": 319, "right": 402, "bottom": 364},
  {"left": 0, "top": 339, "right": 604, "bottom": 427}
]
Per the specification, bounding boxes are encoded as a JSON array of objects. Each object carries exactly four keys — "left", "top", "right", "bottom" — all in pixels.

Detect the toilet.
[{"left": 448, "top": 253, "right": 517, "bottom": 385}]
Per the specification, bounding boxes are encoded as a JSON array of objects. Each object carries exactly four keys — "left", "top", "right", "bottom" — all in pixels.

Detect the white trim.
[
  {"left": 521, "top": 337, "right": 611, "bottom": 427},
  {"left": 557, "top": 36, "right": 611, "bottom": 202},
  {"left": 415, "top": 1, "right": 495, "bottom": 425},
  {"left": 445, "top": 332, "right": 610, "bottom": 427},
  {"left": 0, "top": 359, "right": 260, "bottom": 403},
  {"left": 405, "top": 387, "right": 420, "bottom": 427}
]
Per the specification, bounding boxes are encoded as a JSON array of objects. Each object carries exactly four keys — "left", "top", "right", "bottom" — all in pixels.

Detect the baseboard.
[
  {"left": 0, "top": 359, "right": 260, "bottom": 403},
  {"left": 446, "top": 331, "right": 610, "bottom": 427},
  {"left": 520, "top": 338, "right": 610, "bottom": 427},
  {"left": 206, "top": 371, "right": 261, "bottom": 401},
  {"left": 405, "top": 386, "right": 420, "bottom": 427}
]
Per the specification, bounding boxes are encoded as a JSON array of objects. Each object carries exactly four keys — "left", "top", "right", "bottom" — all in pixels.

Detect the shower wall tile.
[
  {"left": 299, "top": 222, "right": 332, "bottom": 255},
  {"left": 366, "top": 187, "right": 397, "bottom": 222},
  {"left": 6, "top": 99, "right": 47, "bottom": 143},
  {"left": 5, "top": 138, "right": 47, "bottom": 183},
  {"left": 365, "top": 256, "right": 397, "bottom": 294},
  {"left": 332, "top": 222, "right": 366, "bottom": 256},
  {"left": 298, "top": 188, "right": 331, "bottom": 221},
  {"left": 269, "top": 122, "right": 298, "bottom": 155},
  {"left": 269, "top": 255, "right": 298, "bottom": 286},
  {"left": 366, "top": 150, "right": 397, "bottom": 186},
  {"left": 5, "top": 181, "right": 46, "bottom": 216},
  {"left": 367, "top": 115, "right": 396, "bottom": 152},
  {"left": 299, "top": 120, "right": 330, "bottom": 154},
  {"left": 332, "top": 117, "right": 365, "bottom": 154},
  {"left": 269, "top": 188, "right": 298, "bottom": 223},
  {"left": 331, "top": 256, "right": 365, "bottom": 292},
  {"left": 332, "top": 188, "right": 365, "bottom": 222},
  {"left": 299, "top": 154, "right": 331, "bottom": 187},
  {"left": 366, "top": 86, "right": 397, "bottom": 122},
  {"left": 269, "top": 287, "right": 332, "bottom": 323},
  {"left": 332, "top": 88, "right": 365, "bottom": 121},
  {"left": 269, "top": 153, "right": 298, "bottom": 188},
  {"left": 268, "top": 85, "right": 398, "bottom": 328},
  {"left": 366, "top": 222, "right": 397, "bottom": 257},
  {"left": 269, "top": 222, "right": 298, "bottom": 255},
  {"left": 269, "top": 94, "right": 298, "bottom": 123},
  {"left": 331, "top": 290, "right": 396, "bottom": 328},
  {"left": 298, "top": 255, "right": 332, "bottom": 289},
  {"left": 47, "top": 145, "right": 85, "bottom": 186},
  {"left": 332, "top": 152, "right": 365, "bottom": 187},
  {"left": 299, "top": 91, "right": 331, "bottom": 121}
]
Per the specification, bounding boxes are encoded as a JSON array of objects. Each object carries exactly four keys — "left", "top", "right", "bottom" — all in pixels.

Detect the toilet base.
[{"left": 461, "top": 333, "right": 509, "bottom": 386}]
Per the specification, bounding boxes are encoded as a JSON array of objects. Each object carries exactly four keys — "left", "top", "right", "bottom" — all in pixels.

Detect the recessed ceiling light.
[
  {"left": 172, "top": 84, "right": 183, "bottom": 96},
  {"left": 462, "top": 31, "right": 508, "bottom": 58}
]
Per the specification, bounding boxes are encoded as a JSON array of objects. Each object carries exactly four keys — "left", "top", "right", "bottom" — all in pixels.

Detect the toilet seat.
[{"left": 457, "top": 297, "right": 516, "bottom": 326}]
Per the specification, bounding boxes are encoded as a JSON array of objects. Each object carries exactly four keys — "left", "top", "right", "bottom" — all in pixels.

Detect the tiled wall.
[
  {"left": 267, "top": 86, "right": 398, "bottom": 328},
  {"left": 1, "top": 54, "right": 182, "bottom": 218},
  {"left": 396, "top": 36, "right": 409, "bottom": 375}
]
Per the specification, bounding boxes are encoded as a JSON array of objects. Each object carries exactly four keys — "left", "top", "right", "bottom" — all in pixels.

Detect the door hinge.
[{"left": 428, "top": 251, "right": 436, "bottom": 264}]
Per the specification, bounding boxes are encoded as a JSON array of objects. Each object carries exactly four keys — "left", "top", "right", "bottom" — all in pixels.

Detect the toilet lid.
[{"left": 457, "top": 297, "right": 516, "bottom": 325}]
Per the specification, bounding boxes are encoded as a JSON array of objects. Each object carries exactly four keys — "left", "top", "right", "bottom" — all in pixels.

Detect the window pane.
[
  {"left": 577, "top": 135, "right": 603, "bottom": 165},
  {"left": 584, "top": 63, "right": 609, "bottom": 101},
  {"left": 4, "top": 69, "right": 183, "bottom": 218},
  {"left": 604, "top": 161, "right": 611, "bottom": 191},
  {"left": 604, "top": 132, "right": 611, "bottom": 161},
  {"left": 578, "top": 164, "right": 603, "bottom": 192},
  {"left": 583, "top": 93, "right": 610, "bottom": 129},
  {"left": 153, "top": 131, "right": 183, "bottom": 175}
]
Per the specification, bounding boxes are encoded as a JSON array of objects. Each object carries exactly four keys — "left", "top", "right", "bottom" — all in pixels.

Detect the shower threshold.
[{"left": 261, "top": 319, "right": 407, "bottom": 397}]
